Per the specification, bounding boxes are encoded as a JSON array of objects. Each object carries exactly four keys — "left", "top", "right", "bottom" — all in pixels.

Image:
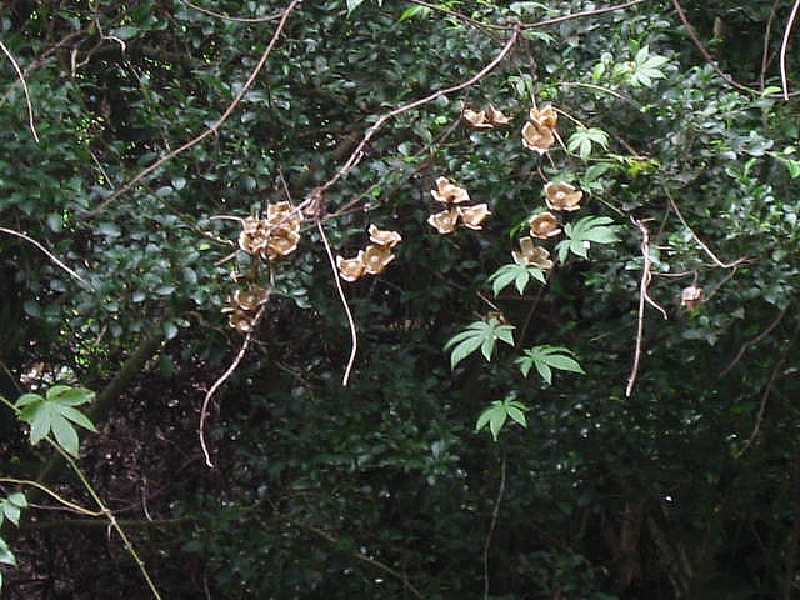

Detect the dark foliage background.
[{"left": 2, "top": 1, "right": 800, "bottom": 598}]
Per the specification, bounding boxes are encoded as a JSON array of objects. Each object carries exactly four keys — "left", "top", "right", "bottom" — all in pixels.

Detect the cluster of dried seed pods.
[
  {"left": 336, "top": 224, "right": 402, "bottom": 282},
  {"left": 223, "top": 284, "right": 270, "bottom": 334},
  {"left": 238, "top": 201, "right": 302, "bottom": 261},
  {"left": 427, "top": 177, "right": 491, "bottom": 234},
  {"left": 522, "top": 104, "right": 558, "bottom": 154}
]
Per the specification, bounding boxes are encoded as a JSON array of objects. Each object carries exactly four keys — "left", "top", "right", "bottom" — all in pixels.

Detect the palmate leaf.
[
  {"left": 489, "top": 263, "right": 547, "bottom": 295},
  {"left": 516, "top": 345, "right": 584, "bottom": 384},
  {"left": 567, "top": 127, "right": 609, "bottom": 160},
  {"left": 476, "top": 397, "right": 530, "bottom": 441},
  {"left": 445, "top": 318, "right": 515, "bottom": 369},
  {"left": 15, "top": 387, "right": 97, "bottom": 457},
  {"left": 557, "top": 216, "right": 619, "bottom": 262}
]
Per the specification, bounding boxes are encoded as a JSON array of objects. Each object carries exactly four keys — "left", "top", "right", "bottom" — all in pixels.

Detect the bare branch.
[
  {"left": 0, "top": 226, "right": 93, "bottom": 290},
  {"left": 720, "top": 307, "right": 787, "bottom": 377},
  {"left": 180, "top": 0, "right": 283, "bottom": 23},
  {"left": 88, "top": 0, "right": 303, "bottom": 216},
  {"left": 666, "top": 191, "right": 748, "bottom": 269},
  {"left": 313, "top": 25, "right": 522, "bottom": 198},
  {"left": 0, "top": 39, "right": 39, "bottom": 141}
]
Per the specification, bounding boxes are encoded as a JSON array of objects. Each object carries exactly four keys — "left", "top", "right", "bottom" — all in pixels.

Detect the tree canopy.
[{"left": 2, "top": 1, "right": 800, "bottom": 598}]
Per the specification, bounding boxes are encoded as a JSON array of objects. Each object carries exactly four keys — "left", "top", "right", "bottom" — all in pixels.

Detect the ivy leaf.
[
  {"left": 557, "top": 216, "right": 619, "bottom": 262},
  {"left": 476, "top": 397, "right": 530, "bottom": 440},
  {"left": 445, "top": 318, "right": 516, "bottom": 369},
  {"left": 567, "top": 127, "right": 609, "bottom": 160},
  {"left": 15, "top": 386, "right": 97, "bottom": 457},
  {"left": 516, "top": 345, "right": 584, "bottom": 384},
  {"left": 489, "top": 263, "right": 547, "bottom": 296}
]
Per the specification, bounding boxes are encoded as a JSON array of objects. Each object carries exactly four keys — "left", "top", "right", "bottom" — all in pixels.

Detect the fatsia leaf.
[
  {"left": 489, "top": 263, "right": 547, "bottom": 296},
  {"left": 517, "top": 345, "right": 584, "bottom": 384},
  {"left": 15, "top": 386, "right": 97, "bottom": 457},
  {"left": 476, "top": 398, "right": 530, "bottom": 440},
  {"left": 558, "top": 216, "right": 619, "bottom": 261},
  {"left": 445, "top": 319, "right": 515, "bottom": 369}
]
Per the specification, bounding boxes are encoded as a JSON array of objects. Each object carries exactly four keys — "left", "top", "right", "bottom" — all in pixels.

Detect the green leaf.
[
  {"left": 567, "top": 127, "right": 609, "bottom": 160},
  {"left": 8, "top": 493, "right": 26, "bottom": 509},
  {"left": 51, "top": 415, "right": 80, "bottom": 457},
  {"left": 346, "top": 0, "right": 365, "bottom": 11},
  {"left": 2, "top": 503, "right": 20, "bottom": 527},
  {"left": 445, "top": 319, "right": 516, "bottom": 369},
  {"left": 15, "top": 386, "right": 97, "bottom": 456},
  {"left": 557, "top": 216, "right": 619, "bottom": 261},
  {"left": 517, "top": 345, "right": 584, "bottom": 384},
  {"left": 630, "top": 46, "right": 669, "bottom": 87},
  {"left": 475, "top": 398, "right": 530, "bottom": 440},
  {"left": 0, "top": 538, "right": 15, "bottom": 567},
  {"left": 489, "top": 263, "right": 547, "bottom": 296}
]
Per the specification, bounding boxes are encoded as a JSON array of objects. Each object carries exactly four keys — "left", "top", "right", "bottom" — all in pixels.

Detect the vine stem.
[
  {"left": 316, "top": 219, "right": 358, "bottom": 386},
  {"left": 483, "top": 453, "right": 506, "bottom": 600}
]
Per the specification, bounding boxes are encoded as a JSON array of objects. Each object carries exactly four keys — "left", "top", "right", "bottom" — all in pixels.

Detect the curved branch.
[{"left": 88, "top": 0, "right": 304, "bottom": 216}]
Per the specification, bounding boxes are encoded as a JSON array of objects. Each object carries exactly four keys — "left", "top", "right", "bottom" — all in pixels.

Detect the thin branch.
[
  {"left": 760, "top": 0, "right": 783, "bottom": 91},
  {"left": 483, "top": 453, "right": 507, "bottom": 600},
  {"left": 200, "top": 302, "right": 268, "bottom": 468},
  {"left": 720, "top": 307, "right": 787, "bottom": 377},
  {"left": 0, "top": 477, "right": 103, "bottom": 517},
  {"left": 284, "top": 515, "right": 424, "bottom": 599},
  {"left": 626, "top": 217, "right": 667, "bottom": 398},
  {"left": 671, "top": 0, "right": 800, "bottom": 98},
  {"left": 739, "top": 316, "right": 800, "bottom": 456},
  {"left": 526, "top": 0, "right": 649, "bottom": 30},
  {"left": 0, "top": 226, "right": 93, "bottom": 290},
  {"left": 317, "top": 218, "right": 358, "bottom": 386},
  {"left": 780, "top": 0, "right": 800, "bottom": 99},
  {"left": 88, "top": 0, "right": 303, "bottom": 216},
  {"left": 407, "top": 0, "right": 650, "bottom": 32},
  {"left": 314, "top": 25, "right": 522, "bottom": 197},
  {"left": 666, "top": 191, "right": 748, "bottom": 269},
  {"left": 0, "top": 39, "right": 39, "bottom": 141},
  {"left": 180, "top": 0, "right": 283, "bottom": 23}
]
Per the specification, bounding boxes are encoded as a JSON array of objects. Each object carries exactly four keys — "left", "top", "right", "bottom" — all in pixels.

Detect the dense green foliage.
[{"left": 2, "top": 0, "right": 800, "bottom": 598}]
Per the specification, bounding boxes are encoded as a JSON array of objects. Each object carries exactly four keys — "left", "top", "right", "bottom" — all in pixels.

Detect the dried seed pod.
[{"left": 681, "top": 285, "right": 705, "bottom": 309}]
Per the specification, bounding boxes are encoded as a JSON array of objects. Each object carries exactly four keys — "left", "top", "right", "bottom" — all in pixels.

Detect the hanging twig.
[
  {"left": 200, "top": 303, "right": 268, "bottom": 467},
  {"left": 0, "top": 39, "right": 39, "bottom": 141},
  {"left": 88, "top": 0, "right": 303, "bottom": 216},
  {"left": 626, "top": 217, "right": 667, "bottom": 398},
  {"left": 316, "top": 218, "right": 358, "bottom": 386}
]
